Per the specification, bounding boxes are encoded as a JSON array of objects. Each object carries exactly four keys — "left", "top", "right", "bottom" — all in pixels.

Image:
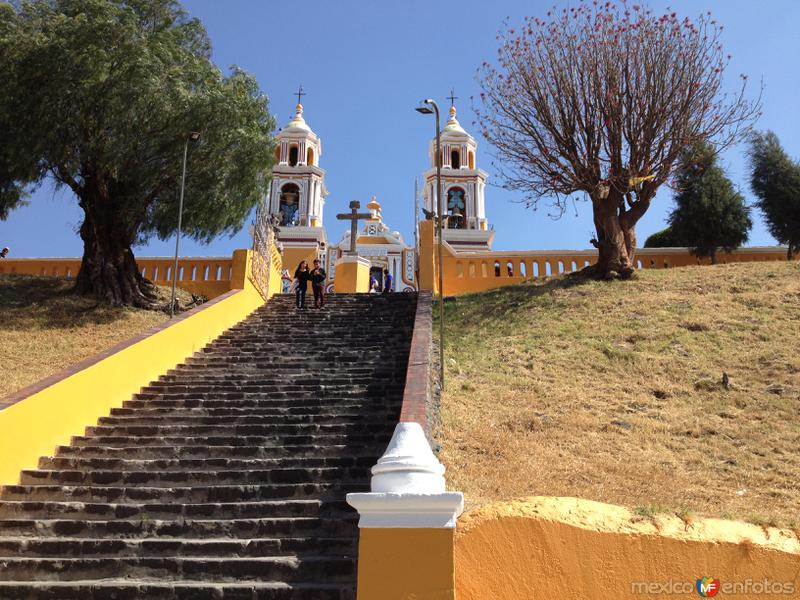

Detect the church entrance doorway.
[{"left": 369, "top": 266, "right": 383, "bottom": 292}]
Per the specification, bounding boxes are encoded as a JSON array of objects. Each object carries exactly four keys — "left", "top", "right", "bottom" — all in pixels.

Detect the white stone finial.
[{"left": 347, "top": 423, "right": 464, "bottom": 528}]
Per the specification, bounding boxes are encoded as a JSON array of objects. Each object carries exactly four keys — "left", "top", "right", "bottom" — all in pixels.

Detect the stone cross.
[{"left": 336, "top": 200, "right": 373, "bottom": 255}]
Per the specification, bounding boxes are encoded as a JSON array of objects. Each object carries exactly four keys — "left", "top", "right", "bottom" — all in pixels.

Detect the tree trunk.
[
  {"left": 710, "top": 249, "right": 718, "bottom": 265},
  {"left": 74, "top": 184, "right": 158, "bottom": 308},
  {"left": 590, "top": 197, "right": 636, "bottom": 278}
]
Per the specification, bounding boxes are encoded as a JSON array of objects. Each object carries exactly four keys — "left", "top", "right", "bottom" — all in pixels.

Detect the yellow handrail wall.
[
  {"left": 0, "top": 249, "right": 280, "bottom": 486},
  {"left": 0, "top": 256, "right": 236, "bottom": 299}
]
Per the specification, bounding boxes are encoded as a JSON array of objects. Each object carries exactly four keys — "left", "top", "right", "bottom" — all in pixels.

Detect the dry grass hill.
[
  {"left": 438, "top": 261, "right": 800, "bottom": 527},
  {"left": 0, "top": 275, "right": 192, "bottom": 400}
]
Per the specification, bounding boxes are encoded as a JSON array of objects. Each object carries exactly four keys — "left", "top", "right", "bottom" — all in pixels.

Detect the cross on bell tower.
[
  {"left": 295, "top": 84, "right": 306, "bottom": 105},
  {"left": 447, "top": 88, "right": 458, "bottom": 107}
]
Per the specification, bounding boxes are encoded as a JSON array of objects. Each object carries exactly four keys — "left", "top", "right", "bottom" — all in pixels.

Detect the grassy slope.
[
  {"left": 439, "top": 261, "right": 800, "bottom": 526},
  {"left": 0, "top": 275, "right": 192, "bottom": 399}
]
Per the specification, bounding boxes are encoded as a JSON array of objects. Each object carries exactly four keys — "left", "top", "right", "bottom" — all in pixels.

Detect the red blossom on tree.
[{"left": 476, "top": 0, "right": 761, "bottom": 277}]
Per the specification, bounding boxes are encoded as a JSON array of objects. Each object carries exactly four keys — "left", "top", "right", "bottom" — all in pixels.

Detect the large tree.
[
  {"left": 747, "top": 131, "right": 800, "bottom": 259},
  {"left": 667, "top": 143, "right": 751, "bottom": 264},
  {"left": 0, "top": 0, "right": 275, "bottom": 306},
  {"left": 477, "top": 2, "right": 760, "bottom": 278}
]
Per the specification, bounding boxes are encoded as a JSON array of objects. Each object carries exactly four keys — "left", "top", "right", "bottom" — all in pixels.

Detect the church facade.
[{"left": 265, "top": 99, "right": 493, "bottom": 294}]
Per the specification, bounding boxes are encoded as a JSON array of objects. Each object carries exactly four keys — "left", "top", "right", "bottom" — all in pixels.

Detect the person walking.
[
  {"left": 382, "top": 268, "right": 394, "bottom": 293},
  {"left": 294, "top": 261, "right": 311, "bottom": 309},
  {"left": 310, "top": 259, "right": 327, "bottom": 308}
]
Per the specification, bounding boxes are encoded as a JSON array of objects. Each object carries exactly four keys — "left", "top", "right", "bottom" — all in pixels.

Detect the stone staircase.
[{"left": 0, "top": 293, "right": 418, "bottom": 599}]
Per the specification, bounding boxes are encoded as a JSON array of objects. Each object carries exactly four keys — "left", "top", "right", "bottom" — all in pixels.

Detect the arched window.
[
  {"left": 446, "top": 187, "right": 467, "bottom": 229},
  {"left": 468, "top": 151, "right": 475, "bottom": 169},
  {"left": 275, "top": 145, "right": 281, "bottom": 163},
  {"left": 288, "top": 145, "right": 299, "bottom": 166},
  {"left": 306, "top": 147, "right": 315, "bottom": 166},
  {"left": 494, "top": 261, "right": 501, "bottom": 277},
  {"left": 451, "top": 149, "right": 461, "bottom": 169},
  {"left": 279, "top": 183, "right": 301, "bottom": 226}
]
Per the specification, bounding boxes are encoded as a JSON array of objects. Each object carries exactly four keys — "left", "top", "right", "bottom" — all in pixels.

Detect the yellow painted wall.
[
  {"left": 281, "top": 246, "right": 319, "bottom": 275},
  {"left": 357, "top": 529, "right": 456, "bottom": 600},
  {"left": 334, "top": 257, "right": 370, "bottom": 293},
  {"left": 0, "top": 256, "right": 237, "bottom": 299},
  {"left": 0, "top": 250, "right": 268, "bottom": 486},
  {"left": 456, "top": 497, "right": 800, "bottom": 600},
  {"left": 421, "top": 245, "right": 796, "bottom": 297},
  {"left": 418, "top": 219, "right": 438, "bottom": 294}
]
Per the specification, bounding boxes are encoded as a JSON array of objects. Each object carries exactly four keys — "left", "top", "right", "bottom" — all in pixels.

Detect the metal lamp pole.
[
  {"left": 416, "top": 99, "right": 444, "bottom": 390},
  {"left": 170, "top": 131, "right": 200, "bottom": 318}
]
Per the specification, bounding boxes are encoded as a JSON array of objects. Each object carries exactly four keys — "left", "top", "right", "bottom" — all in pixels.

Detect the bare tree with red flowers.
[{"left": 477, "top": 1, "right": 761, "bottom": 278}]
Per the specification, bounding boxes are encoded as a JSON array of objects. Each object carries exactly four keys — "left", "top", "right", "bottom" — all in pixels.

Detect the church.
[{"left": 265, "top": 97, "right": 494, "bottom": 294}]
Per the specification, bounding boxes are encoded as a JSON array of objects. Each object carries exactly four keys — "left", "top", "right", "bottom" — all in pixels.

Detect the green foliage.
[
  {"left": 0, "top": 0, "right": 275, "bottom": 244},
  {"left": 644, "top": 227, "right": 680, "bottom": 248},
  {"left": 747, "top": 131, "right": 800, "bottom": 258},
  {"left": 667, "top": 142, "right": 752, "bottom": 262}
]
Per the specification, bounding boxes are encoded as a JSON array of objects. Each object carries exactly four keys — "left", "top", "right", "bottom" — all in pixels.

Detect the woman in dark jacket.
[{"left": 294, "top": 261, "right": 311, "bottom": 309}]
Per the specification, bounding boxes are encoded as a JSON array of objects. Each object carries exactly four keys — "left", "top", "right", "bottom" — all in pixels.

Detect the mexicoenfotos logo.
[{"left": 696, "top": 577, "right": 721, "bottom": 597}]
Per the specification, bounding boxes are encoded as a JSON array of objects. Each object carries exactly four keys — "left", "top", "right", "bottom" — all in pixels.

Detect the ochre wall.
[
  {"left": 281, "top": 246, "right": 320, "bottom": 276},
  {"left": 456, "top": 497, "right": 800, "bottom": 600},
  {"left": 0, "top": 250, "right": 270, "bottom": 486},
  {"left": 437, "top": 247, "right": 795, "bottom": 296},
  {"left": 357, "top": 529, "right": 456, "bottom": 600},
  {"left": 0, "top": 256, "right": 236, "bottom": 299}
]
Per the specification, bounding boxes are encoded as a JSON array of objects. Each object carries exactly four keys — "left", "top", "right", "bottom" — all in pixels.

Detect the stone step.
[
  {"left": 52, "top": 444, "right": 384, "bottom": 460},
  {"left": 83, "top": 422, "right": 393, "bottom": 438},
  {"left": 70, "top": 432, "right": 391, "bottom": 447},
  {"left": 0, "top": 498, "right": 350, "bottom": 520},
  {"left": 40, "top": 456, "right": 376, "bottom": 472},
  {"left": 19, "top": 466, "right": 371, "bottom": 487},
  {"left": 125, "top": 395, "right": 401, "bottom": 407},
  {"left": 0, "top": 581, "right": 356, "bottom": 600},
  {"left": 0, "top": 483, "right": 367, "bottom": 503},
  {"left": 0, "top": 555, "right": 356, "bottom": 583},
  {"left": 95, "top": 414, "right": 395, "bottom": 427},
  {"left": 108, "top": 405, "right": 396, "bottom": 417},
  {"left": 0, "top": 535, "right": 356, "bottom": 558},
  {"left": 0, "top": 516, "right": 358, "bottom": 539}
]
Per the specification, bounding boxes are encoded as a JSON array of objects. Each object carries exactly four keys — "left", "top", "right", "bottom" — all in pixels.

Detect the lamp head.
[
  {"left": 189, "top": 131, "right": 201, "bottom": 142},
  {"left": 415, "top": 101, "right": 434, "bottom": 115}
]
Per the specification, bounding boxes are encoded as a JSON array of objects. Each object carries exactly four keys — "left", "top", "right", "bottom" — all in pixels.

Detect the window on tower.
[
  {"left": 288, "top": 145, "right": 299, "bottom": 167},
  {"left": 446, "top": 187, "right": 466, "bottom": 229},
  {"left": 450, "top": 149, "right": 461, "bottom": 169},
  {"left": 306, "top": 147, "right": 315, "bottom": 166},
  {"left": 279, "top": 183, "right": 301, "bottom": 226}
]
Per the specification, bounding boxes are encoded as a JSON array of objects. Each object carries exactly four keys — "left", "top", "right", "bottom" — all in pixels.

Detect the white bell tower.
[
  {"left": 422, "top": 99, "right": 494, "bottom": 251},
  {"left": 269, "top": 89, "right": 327, "bottom": 267}
]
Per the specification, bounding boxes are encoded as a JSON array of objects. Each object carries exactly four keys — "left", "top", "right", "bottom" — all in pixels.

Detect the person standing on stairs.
[
  {"left": 294, "top": 261, "right": 311, "bottom": 309},
  {"left": 382, "top": 268, "right": 394, "bottom": 293},
  {"left": 310, "top": 259, "right": 327, "bottom": 308}
]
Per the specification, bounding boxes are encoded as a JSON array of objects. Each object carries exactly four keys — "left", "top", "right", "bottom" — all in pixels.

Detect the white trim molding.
[{"left": 347, "top": 422, "right": 464, "bottom": 529}]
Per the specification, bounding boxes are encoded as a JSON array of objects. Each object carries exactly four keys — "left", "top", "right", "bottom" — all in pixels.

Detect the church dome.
[
  {"left": 441, "top": 106, "right": 468, "bottom": 136},
  {"left": 282, "top": 103, "right": 312, "bottom": 133}
]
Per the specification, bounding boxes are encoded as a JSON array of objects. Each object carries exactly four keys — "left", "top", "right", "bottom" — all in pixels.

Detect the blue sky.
[{"left": 2, "top": 0, "right": 799, "bottom": 257}]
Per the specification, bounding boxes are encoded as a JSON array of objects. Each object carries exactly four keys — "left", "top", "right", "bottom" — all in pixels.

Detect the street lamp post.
[
  {"left": 416, "top": 99, "right": 445, "bottom": 390},
  {"left": 170, "top": 131, "right": 200, "bottom": 318}
]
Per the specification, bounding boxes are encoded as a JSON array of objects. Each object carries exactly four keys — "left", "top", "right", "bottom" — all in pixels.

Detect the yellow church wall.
[
  {"left": 280, "top": 246, "right": 320, "bottom": 274},
  {"left": 455, "top": 497, "right": 800, "bottom": 600},
  {"left": 0, "top": 255, "right": 238, "bottom": 299},
  {"left": 357, "top": 528, "right": 456, "bottom": 600},
  {"left": 0, "top": 250, "right": 269, "bottom": 486},
  {"left": 426, "top": 245, "right": 795, "bottom": 297}
]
